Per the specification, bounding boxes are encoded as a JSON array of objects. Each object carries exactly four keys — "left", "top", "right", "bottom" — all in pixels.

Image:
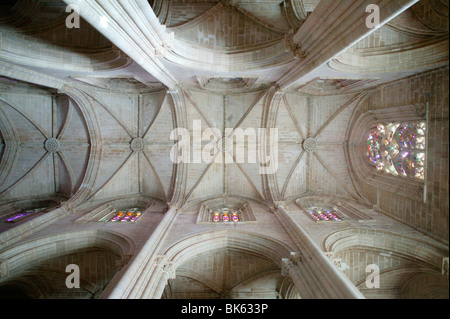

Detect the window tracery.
[
  {"left": 3, "top": 207, "right": 47, "bottom": 223},
  {"left": 105, "top": 208, "right": 142, "bottom": 223},
  {"left": 367, "top": 122, "right": 426, "bottom": 180},
  {"left": 210, "top": 208, "right": 240, "bottom": 223},
  {"left": 307, "top": 207, "right": 343, "bottom": 222}
]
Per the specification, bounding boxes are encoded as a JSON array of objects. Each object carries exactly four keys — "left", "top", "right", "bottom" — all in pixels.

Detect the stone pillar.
[
  {"left": 62, "top": 0, "right": 178, "bottom": 90},
  {"left": 274, "top": 203, "right": 364, "bottom": 299},
  {"left": 150, "top": 255, "right": 176, "bottom": 299},
  {"left": 281, "top": 252, "right": 313, "bottom": 299},
  {"left": 104, "top": 204, "right": 180, "bottom": 299},
  {"left": 278, "top": 0, "right": 419, "bottom": 89}
]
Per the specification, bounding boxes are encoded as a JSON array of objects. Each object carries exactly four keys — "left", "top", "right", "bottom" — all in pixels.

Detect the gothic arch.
[
  {"left": 0, "top": 84, "right": 99, "bottom": 210},
  {"left": 160, "top": 230, "right": 294, "bottom": 299},
  {"left": 0, "top": 197, "right": 62, "bottom": 221},
  {"left": 347, "top": 102, "right": 427, "bottom": 201},
  {"left": 321, "top": 227, "right": 448, "bottom": 298},
  {"left": 322, "top": 227, "right": 447, "bottom": 268},
  {"left": 400, "top": 270, "right": 449, "bottom": 299},
  {"left": 164, "top": 230, "right": 293, "bottom": 269},
  {"left": 0, "top": 229, "right": 134, "bottom": 277},
  {"left": 182, "top": 194, "right": 270, "bottom": 213},
  {"left": 294, "top": 193, "right": 374, "bottom": 221},
  {"left": 57, "top": 86, "right": 103, "bottom": 208},
  {"left": 278, "top": 275, "right": 300, "bottom": 299},
  {"left": 0, "top": 229, "right": 135, "bottom": 298},
  {"left": 77, "top": 194, "right": 161, "bottom": 212}
]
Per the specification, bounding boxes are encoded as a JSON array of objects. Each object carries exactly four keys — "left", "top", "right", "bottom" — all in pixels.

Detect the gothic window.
[
  {"left": 367, "top": 122, "right": 426, "bottom": 180},
  {"left": 3, "top": 207, "right": 46, "bottom": 223},
  {"left": 210, "top": 208, "right": 240, "bottom": 223},
  {"left": 197, "top": 201, "right": 255, "bottom": 224},
  {"left": 74, "top": 205, "right": 144, "bottom": 223},
  {"left": 106, "top": 208, "right": 142, "bottom": 223},
  {"left": 307, "top": 207, "right": 343, "bottom": 222}
]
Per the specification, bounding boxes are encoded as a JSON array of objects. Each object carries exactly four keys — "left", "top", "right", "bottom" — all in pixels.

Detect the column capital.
[
  {"left": 281, "top": 252, "right": 302, "bottom": 276},
  {"left": 57, "top": 83, "right": 75, "bottom": 95},
  {"left": 281, "top": 257, "right": 294, "bottom": 276},
  {"left": 289, "top": 251, "right": 303, "bottom": 265},
  {"left": 273, "top": 201, "right": 286, "bottom": 209},
  {"left": 154, "top": 255, "right": 176, "bottom": 279},
  {"left": 167, "top": 202, "right": 181, "bottom": 211},
  {"left": 61, "top": 201, "right": 75, "bottom": 213},
  {"left": 285, "top": 34, "right": 307, "bottom": 59}
]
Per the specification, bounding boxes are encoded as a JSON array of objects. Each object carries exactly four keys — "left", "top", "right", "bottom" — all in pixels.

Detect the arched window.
[
  {"left": 307, "top": 207, "right": 343, "bottom": 222},
  {"left": 210, "top": 208, "right": 240, "bottom": 223},
  {"left": 108, "top": 208, "right": 142, "bottom": 223},
  {"left": 367, "top": 121, "right": 426, "bottom": 180},
  {"left": 3, "top": 207, "right": 47, "bottom": 223},
  {"left": 74, "top": 205, "right": 145, "bottom": 223}
]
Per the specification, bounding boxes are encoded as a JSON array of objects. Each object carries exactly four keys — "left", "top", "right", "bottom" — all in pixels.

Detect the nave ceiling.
[{"left": 0, "top": 0, "right": 448, "bottom": 212}]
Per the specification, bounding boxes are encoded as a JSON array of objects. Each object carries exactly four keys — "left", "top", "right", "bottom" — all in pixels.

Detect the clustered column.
[
  {"left": 105, "top": 204, "right": 180, "bottom": 299},
  {"left": 274, "top": 202, "right": 364, "bottom": 299}
]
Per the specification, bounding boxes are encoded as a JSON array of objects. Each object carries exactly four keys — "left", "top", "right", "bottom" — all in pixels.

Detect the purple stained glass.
[{"left": 5, "top": 208, "right": 43, "bottom": 223}]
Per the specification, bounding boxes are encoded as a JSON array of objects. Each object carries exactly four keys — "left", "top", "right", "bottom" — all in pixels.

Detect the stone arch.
[
  {"left": 347, "top": 103, "right": 427, "bottom": 201},
  {"left": 400, "top": 270, "right": 449, "bottom": 299},
  {"left": 0, "top": 84, "right": 98, "bottom": 209},
  {"left": 0, "top": 197, "right": 63, "bottom": 219},
  {"left": 193, "top": 195, "right": 259, "bottom": 224},
  {"left": 57, "top": 86, "right": 102, "bottom": 208},
  {"left": 0, "top": 229, "right": 134, "bottom": 277},
  {"left": 0, "top": 274, "right": 49, "bottom": 299},
  {"left": 294, "top": 194, "right": 374, "bottom": 221},
  {"left": 321, "top": 227, "right": 448, "bottom": 298},
  {"left": 183, "top": 194, "right": 270, "bottom": 211},
  {"left": 78, "top": 194, "right": 161, "bottom": 213},
  {"left": 278, "top": 275, "right": 300, "bottom": 299},
  {"left": 164, "top": 230, "right": 293, "bottom": 269},
  {"left": 159, "top": 230, "right": 294, "bottom": 299},
  {"left": 74, "top": 195, "right": 166, "bottom": 224},
  {"left": 0, "top": 229, "right": 134, "bottom": 299}
]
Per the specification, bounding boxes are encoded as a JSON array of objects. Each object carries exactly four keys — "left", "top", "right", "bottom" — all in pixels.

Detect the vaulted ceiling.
[{"left": 0, "top": 0, "right": 448, "bottom": 211}]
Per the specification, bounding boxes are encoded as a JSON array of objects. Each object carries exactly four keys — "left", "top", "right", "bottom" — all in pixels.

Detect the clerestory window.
[{"left": 367, "top": 122, "right": 426, "bottom": 180}]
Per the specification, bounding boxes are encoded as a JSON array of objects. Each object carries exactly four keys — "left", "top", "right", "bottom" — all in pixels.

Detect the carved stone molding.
[
  {"left": 281, "top": 257, "right": 294, "bottom": 276},
  {"left": 281, "top": 252, "right": 302, "bottom": 276},
  {"left": 155, "top": 33, "right": 175, "bottom": 58},
  {"left": 285, "top": 34, "right": 307, "bottom": 59},
  {"left": 289, "top": 252, "right": 302, "bottom": 265},
  {"left": 130, "top": 137, "right": 145, "bottom": 153},
  {"left": 302, "top": 137, "right": 317, "bottom": 153},
  {"left": 324, "top": 251, "right": 334, "bottom": 259},
  {"left": 44, "top": 138, "right": 60, "bottom": 153},
  {"left": 273, "top": 201, "right": 285, "bottom": 209},
  {"left": 217, "top": 137, "right": 233, "bottom": 153},
  {"left": 154, "top": 255, "right": 176, "bottom": 279},
  {"left": 115, "top": 255, "right": 132, "bottom": 272}
]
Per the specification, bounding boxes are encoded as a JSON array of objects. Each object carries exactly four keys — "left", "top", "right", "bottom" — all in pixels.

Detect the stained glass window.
[
  {"left": 109, "top": 208, "right": 142, "bottom": 223},
  {"left": 367, "top": 122, "right": 426, "bottom": 180},
  {"left": 4, "top": 208, "right": 45, "bottom": 223},
  {"left": 212, "top": 212, "right": 221, "bottom": 223},
  {"left": 307, "top": 207, "right": 342, "bottom": 222},
  {"left": 367, "top": 124, "right": 385, "bottom": 171},
  {"left": 209, "top": 208, "right": 240, "bottom": 223}
]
